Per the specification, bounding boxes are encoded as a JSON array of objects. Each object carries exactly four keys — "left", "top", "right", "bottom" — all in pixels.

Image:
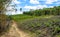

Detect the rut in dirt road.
[
  {"left": 11, "top": 21, "right": 32, "bottom": 37},
  {"left": 1, "top": 21, "right": 32, "bottom": 37}
]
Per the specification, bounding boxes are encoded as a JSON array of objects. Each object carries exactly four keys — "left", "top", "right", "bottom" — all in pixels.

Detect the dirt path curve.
[{"left": 1, "top": 21, "right": 31, "bottom": 37}]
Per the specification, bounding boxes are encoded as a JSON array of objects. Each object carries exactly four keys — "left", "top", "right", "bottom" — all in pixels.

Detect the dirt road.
[{"left": 1, "top": 21, "right": 31, "bottom": 37}]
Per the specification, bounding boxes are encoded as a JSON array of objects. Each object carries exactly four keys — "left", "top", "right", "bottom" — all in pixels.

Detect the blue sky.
[
  {"left": 13, "top": 0, "right": 60, "bottom": 11},
  {"left": 7, "top": 0, "right": 60, "bottom": 15}
]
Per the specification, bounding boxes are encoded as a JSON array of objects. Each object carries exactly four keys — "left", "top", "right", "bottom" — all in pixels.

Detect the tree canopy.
[
  {"left": 0, "top": 0, "right": 12, "bottom": 34},
  {"left": 0, "top": 0, "right": 11, "bottom": 13},
  {"left": 23, "top": 6, "right": 60, "bottom": 16}
]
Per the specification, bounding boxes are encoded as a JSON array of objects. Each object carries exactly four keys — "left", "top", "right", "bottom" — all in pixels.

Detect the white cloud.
[
  {"left": 12, "top": 0, "right": 20, "bottom": 4},
  {"left": 30, "top": 0, "right": 39, "bottom": 4},
  {"left": 6, "top": 7, "right": 23, "bottom": 15},
  {"left": 7, "top": 6, "right": 13, "bottom": 10},
  {"left": 24, "top": 5, "right": 48, "bottom": 10},
  {"left": 6, "top": 11, "right": 23, "bottom": 15},
  {"left": 46, "top": 0, "right": 58, "bottom": 4},
  {"left": 24, "top": 6, "right": 37, "bottom": 9},
  {"left": 11, "top": 11, "right": 23, "bottom": 15}
]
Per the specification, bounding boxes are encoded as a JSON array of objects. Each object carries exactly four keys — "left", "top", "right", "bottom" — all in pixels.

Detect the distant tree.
[
  {"left": 23, "top": 6, "right": 60, "bottom": 16},
  {"left": 20, "top": 8, "right": 22, "bottom": 11}
]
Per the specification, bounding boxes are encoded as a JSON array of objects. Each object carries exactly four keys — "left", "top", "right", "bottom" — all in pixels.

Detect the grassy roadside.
[
  {"left": 17, "top": 16, "right": 60, "bottom": 37},
  {"left": 11, "top": 14, "right": 60, "bottom": 37},
  {"left": 11, "top": 14, "right": 54, "bottom": 22}
]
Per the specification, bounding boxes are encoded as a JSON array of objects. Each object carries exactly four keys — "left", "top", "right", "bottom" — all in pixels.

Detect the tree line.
[{"left": 23, "top": 6, "right": 60, "bottom": 16}]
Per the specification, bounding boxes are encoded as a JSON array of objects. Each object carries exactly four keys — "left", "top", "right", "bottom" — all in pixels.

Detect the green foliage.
[
  {"left": 23, "top": 6, "right": 60, "bottom": 16},
  {"left": 0, "top": 0, "right": 11, "bottom": 13},
  {"left": 11, "top": 14, "right": 60, "bottom": 37},
  {"left": 0, "top": 14, "right": 11, "bottom": 35},
  {"left": 17, "top": 16, "right": 60, "bottom": 37},
  {"left": 0, "top": 0, "right": 11, "bottom": 35},
  {"left": 11, "top": 14, "right": 37, "bottom": 22}
]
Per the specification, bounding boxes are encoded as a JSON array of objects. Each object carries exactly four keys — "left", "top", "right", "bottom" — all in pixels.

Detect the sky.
[{"left": 7, "top": 0, "right": 60, "bottom": 15}]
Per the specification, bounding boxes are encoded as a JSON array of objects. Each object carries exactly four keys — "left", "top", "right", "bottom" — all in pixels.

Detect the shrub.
[{"left": 0, "top": 14, "right": 11, "bottom": 35}]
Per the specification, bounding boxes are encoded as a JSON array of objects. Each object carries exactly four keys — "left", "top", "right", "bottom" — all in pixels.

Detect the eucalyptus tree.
[
  {"left": 55, "top": 6, "right": 60, "bottom": 15},
  {"left": 20, "top": 8, "right": 22, "bottom": 11},
  {"left": 53, "top": 6, "right": 58, "bottom": 15},
  {"left": 0, "top": 0, "right": 12, "bottom": 34},
  {"left": 0, "top": 0, "right": 11, "bottom": 13}
]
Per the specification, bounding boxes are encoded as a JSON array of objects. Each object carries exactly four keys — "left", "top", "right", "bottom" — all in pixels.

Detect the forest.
[{"left": 23, "top": 6, "right": 60, "bottom": 16}]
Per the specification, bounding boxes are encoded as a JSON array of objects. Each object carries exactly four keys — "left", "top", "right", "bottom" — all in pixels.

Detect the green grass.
[
  {"left": 11, "top": 14, "right": 34, "bottom": 21},
  {"left": 11, "top": 14, "right": 54, "bottom": 22},
  {"left": 11, "top": 14, "right": 60, "bottom": 37},
  {"left": 17, "top": 16, "right": 60, "bottom": 37}
]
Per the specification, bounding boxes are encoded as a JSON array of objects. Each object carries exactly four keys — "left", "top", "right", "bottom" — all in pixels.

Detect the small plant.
[{"left": 17, "top": 16, "right": 60, "bottom": 37}]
